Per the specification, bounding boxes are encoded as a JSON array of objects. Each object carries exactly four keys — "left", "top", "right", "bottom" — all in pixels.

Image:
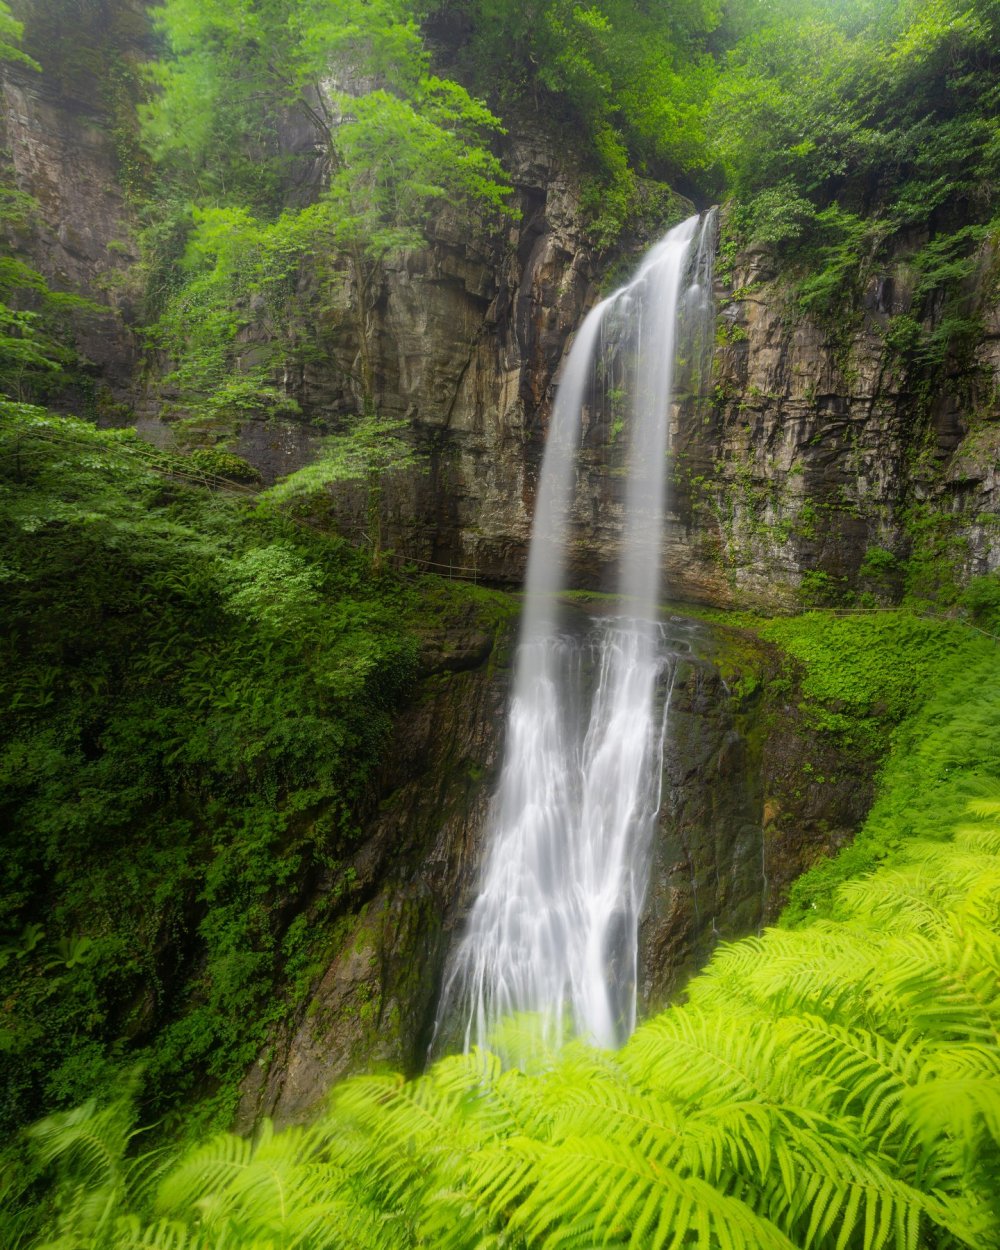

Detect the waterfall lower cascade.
[{"left": 438, "top": 211, "right": 716, "bottom": 1053}]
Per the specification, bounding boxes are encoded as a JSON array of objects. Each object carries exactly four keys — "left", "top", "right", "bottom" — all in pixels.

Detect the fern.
[
  {"left": 10, "top": 809, "right": 1000, "bottom": 1249},
  {"left": 500, "top": 1134, "right": 797, "bottom": 1250},
  {"left": 685, "top": 924, "right": 885, "bottom": 1025}
]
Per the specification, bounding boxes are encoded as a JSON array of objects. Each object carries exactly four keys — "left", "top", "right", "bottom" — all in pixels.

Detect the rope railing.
[{"left": 385, "top": 552, "right": 482, "bottom": 579}]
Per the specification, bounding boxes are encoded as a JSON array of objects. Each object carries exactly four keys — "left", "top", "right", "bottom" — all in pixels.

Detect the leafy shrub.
[
  {"left": 960, "top": 574, "right": 1000, "bottom": 635},
  {"left": 0, "top": 407, "right": 423, "bottom": 1134}
]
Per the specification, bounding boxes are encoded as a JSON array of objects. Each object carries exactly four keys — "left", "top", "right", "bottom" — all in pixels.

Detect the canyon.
[{"left": 4, "top": 0, "right": 998, "bottom": 1124}]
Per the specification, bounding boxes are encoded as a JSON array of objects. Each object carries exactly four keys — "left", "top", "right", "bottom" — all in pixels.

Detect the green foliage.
[
  {"left": 140, "top": 0, "right": 514, "bottom": 433},
  {"left": 5, "top": 9, "right": 1000, "bottom": 1246},
  {"left": 712, "top": 0, "right": 1000, "bottom": 354},
  {"left": 425, "top": 0, "right": 722, "bottom": 240},
  {"left": 858, "top": 546, "right": 897, "bottom": 580},
  {"left": 263, "top": 419, "right": 417, "bottom": 506},
  {"left": 262, "top": 415, "right": 420, "bottom": 566},
  {"left": 960, "top": 574, "right": 1000, "bottom": 635},
  {"left": 758, "top": 611, "right": 970, "bottom": 743},
  {"left": 146, "top": 204, "right": 304, "bottom": 431},
  {"left": 8, "top": 809, "right": 1000, "bottom": 1248},
  {"left": 769, "top": 612, "right": 1000, "bottom": 922},
  {"left": 322, "top": 79, "right": 512, "bottom": 255},
  {"left": 713, "top": 0, "right": 1000, "bottom": 218},
  {"left": 141, "top": 0, "right": 511, "bottom": 217},
  {"left": 0, "top": 0, "right": 39, "bottom": 71},
  {"left": 0, "top": 406, "right": 424, "bottom": 1135},
  {"left": 186, "top": 447, "right": 263, "bottom": 486}
]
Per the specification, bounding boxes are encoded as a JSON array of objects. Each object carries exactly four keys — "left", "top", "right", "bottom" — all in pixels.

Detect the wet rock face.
[
  {"left": 640, "top": 644, "right": 765, "bottom": 1009},
  {"left": 241, "top": 608, "right": 871, "bottom": 1128},
  {"left": 236, "top": 611, "right": 515, "bottom": 1130},
  {"left": 665, "top": 247, "right": 1000, "bottom": 608},
  {"left": 637, "top": 618, "right": 873, "bottom": 1009}
]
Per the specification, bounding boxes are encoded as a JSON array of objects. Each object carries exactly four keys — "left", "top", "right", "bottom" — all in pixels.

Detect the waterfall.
[{"left": 437, "top": 211, "right": 716, "bottom": 1053}]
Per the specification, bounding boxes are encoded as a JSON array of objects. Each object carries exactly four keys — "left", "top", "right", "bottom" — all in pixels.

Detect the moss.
[
  {"left": 753, "top": 613, "right": 1000, "bottom": 923},
  {"left": 187, "top": 447, "right": 264, "bottom": 486}
]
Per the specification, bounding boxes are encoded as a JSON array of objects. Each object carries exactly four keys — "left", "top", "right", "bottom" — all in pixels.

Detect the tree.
[
  {"left": 140, "top": 0, "right": 514, "bottom": 474},
  {"left": 261, "top": 416, "right": 420, "bottom": 571},
  {"left": 424, "top": 0, "right": 725, "bottom": 239}
]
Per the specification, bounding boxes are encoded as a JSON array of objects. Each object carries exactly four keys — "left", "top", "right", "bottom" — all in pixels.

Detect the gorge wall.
[
  {"left": 5, "top": 0, "right": 999, "bottom": 611},
  {"left": 2, "top": 0, "right": 995, "bottom": 1122},
  {"left": 234, "top": 603, "right": 871, "bottom": 1128}
]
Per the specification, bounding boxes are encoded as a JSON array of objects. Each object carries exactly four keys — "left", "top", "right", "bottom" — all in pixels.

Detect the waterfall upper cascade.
[{"left": 438, "top": 211, "right": 717, "bottom": 1052}]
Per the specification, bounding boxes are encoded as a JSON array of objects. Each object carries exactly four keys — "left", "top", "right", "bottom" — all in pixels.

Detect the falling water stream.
[{"left": 437, "top": 211, "right": 716, "bottom": 1052}]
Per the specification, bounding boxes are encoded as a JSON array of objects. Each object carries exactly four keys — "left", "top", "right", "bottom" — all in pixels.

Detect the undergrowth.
[
  {"left": 5, "top": 808, "right": 1000, "bottom": 1248},
  {"left": 779, "top": 617, "right": 1000, "bottom": 924},
  {"left": 757, "top": 611, "right": 983, "bottom": 750},
  {"left": 0, "top": 406, "right": 443, "bottom": 1138}
]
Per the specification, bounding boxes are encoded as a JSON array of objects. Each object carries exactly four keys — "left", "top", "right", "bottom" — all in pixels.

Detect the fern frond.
[
  {"left": 838, "top": 869, "right": 954, "bottom": 934},
  {"left": 537, "top": 1048, "right": 686, "bottom": 1164},
  {"left": 105, "top": 1215, "right": 202, "bottom": 1250},
  {"left": 329, "top": 1067, "right": 490, "bottom": 1221},
  {"left": 902, "top": 1078, "right": 1000, "bottom": 1237},
  {"left": 505, "top": 1134, "right": 797, "bottom": 1250},
  {"left": 925, "top": 1041, "right": 1000, "bottom": 1079},
  {"left": 27, "top": 1096, "right": 136, "bottom": 1188},
  {"left": 905, "top": 1077, "right": 1000, "bottom": 1153},
  {"left": 952, "top": 822, "right": 1000, "bottom": 856},
  {"left": 753, "top": 1129, "right": 965, "bottom": 1250},
  {"left": 154, "top": 1128, "right": 254, "bottom": 1215},
  {"left": 773, "top": 1014, "right": 926, "bottom": 1155},
  {"left": 622, "top": 1006, "right": 839, "bottom": 1114},
  {"left": 965, "top": 797, "right": 1000, "bottom": 821},
  {"left": 869, "top": 932, "right": 1000, "bottom": 1043},
  {"left": 420, "top": 1047, "right": 528, "bottom": 1142},
  {"left": 867, "top": 842, "right": 1000, "bottom": 926},
  {"left": 460, "top": 1139, "right": 537, "bottom": 1218},
  {"left": 484, "top": 1011, "right": 569, "bottom": 1074},
  {"left": 687, "top": 924, "right": 884, "bottom": 1025}
]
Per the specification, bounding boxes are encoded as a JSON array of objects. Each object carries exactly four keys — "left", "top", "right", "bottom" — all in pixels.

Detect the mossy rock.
[{"left": 188, "top": 447, "right": 264, "bottom": 486}]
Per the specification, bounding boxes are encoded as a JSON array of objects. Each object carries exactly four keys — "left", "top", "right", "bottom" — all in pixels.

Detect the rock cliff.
[
  {"left": 2, "top": 0, "right": 149, "bottom": 402},
  {"left": 5, "top": 0, "right": 997, "bottom": 608},
  {"left": 235, "top": 601, "right": 871, "bottom": 1127},
  {"left": 3, "top": 0, "right": 996, "bottom": 1126}
]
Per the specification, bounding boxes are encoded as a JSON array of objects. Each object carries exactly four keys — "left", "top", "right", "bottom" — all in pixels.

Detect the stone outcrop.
[
  {"left": 638, "top": 614, "right": 871, "bottom": 1009},
  {"left": 236, "top": 604, "right": 515, "bottom": 1128},
  {"left": 667, "top": 243, "right": 1000, "bottom": 608}
]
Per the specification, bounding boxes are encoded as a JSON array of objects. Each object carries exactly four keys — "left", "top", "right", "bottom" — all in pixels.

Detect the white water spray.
[{"left": 437, "top": 212, "right": 716, "bottom": 1052}]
